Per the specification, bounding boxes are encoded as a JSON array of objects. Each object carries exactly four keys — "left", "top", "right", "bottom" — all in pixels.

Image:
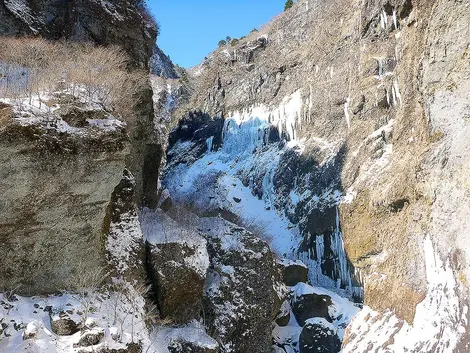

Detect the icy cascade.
[
  {"left": 164, "top": 94, "right": 361, "bottom": 299},
  {"left": 298, "top": 208, "right": 362, "bottom": 300},
  {"left": 228, "top": 90, "right": 303, "bottom": 142}
]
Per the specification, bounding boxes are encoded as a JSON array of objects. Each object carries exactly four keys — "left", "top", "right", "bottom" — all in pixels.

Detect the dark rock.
[
  {"left": 74, "top": 328, "right": 105, "bottom": 347},
  {"left": 148, "top": 242, "right": 207, "bottom": 324},
  {"left": 275, "top": 301, "right": 291, "bottom": 327},
  {"left": 299, "top": 320, "right": 341, "bottom": 353},
  {"left": 291, "top": 292, "right": 333, "bottom": 326},
  {"left": 50, "top": 313, "right": 80, "bottom": 336},
  {"left": 151, "top": 45, "right": 179, "bottom": 79},
  {"left": 144, "top": 210, "right": 209, "bottom": 325},
  {"left": 377, "top": 88, "right": 391, "bottom": 109},
  {"left": 200, "top": 218, "right": 282, "bottom": 353},
  {"left": 232, "top": 197, "right": 241, "bottom": 203},
  {"left": 0, "top": 0, "right": 157, "bottom": 69},
  {"left": 279, "top": 260, "right": 309, "bottom": 286}
]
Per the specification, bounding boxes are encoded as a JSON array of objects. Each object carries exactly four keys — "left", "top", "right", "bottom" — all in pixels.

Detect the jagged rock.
[
  {"left": 74, "top": 328, "right": 105, "bottom": 347},
  {"left": 50, "top": 313, "right": 80, "bottom": 336},
  {"left": 200, "top": 218, "right": 281, "bottom": 353},
  {"left": 275, "top": 301, "right": 291, "bottom": 327},
  {"left": 279, "top": 259, "right": 309, "bottom": 286},
  {"left": 142, "top": 209, "right": 209, "bottom": 324},
  {"left": 299, "top": 319, "right": 341, "bottom": 353},
  {"left": 151, "top": 45, "right": 179, "bottom": 79},
  {"left": 0, "top": 0, "right": 156, "bottom": 69}
]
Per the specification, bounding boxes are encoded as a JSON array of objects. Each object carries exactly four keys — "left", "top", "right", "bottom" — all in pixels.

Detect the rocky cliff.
[
  {"left": 1, "top": 0, "right": 470, "bottom": 352},
  {"left": 0, "top": 0, "right": 161, "bottom": 295},
  {"left": 162, "top": 0, "right": 470, "bottom": 351}
]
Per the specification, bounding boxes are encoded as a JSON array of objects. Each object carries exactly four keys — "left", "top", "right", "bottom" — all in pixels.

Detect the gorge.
[{"left": 1, "top": 0, "right": 470, "bottom": 352}]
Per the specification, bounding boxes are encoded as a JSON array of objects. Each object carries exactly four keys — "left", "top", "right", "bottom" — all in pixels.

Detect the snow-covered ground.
[{"left": 0, "top": 281, "right": 151, "bottom": 353}]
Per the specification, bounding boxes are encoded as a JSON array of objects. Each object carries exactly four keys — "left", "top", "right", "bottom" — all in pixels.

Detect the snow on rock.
[
  {"left": 0, "top": 93, "right": 126, "bottom": 136},
  {"left": 151, "top": 322, "right": 219, "bottom": 353},
  {"left": 4, "top": 0, "right": 42, "bottom": 33},
  {"left": 199, "top": 217, "right": 281, "bottom": 353},
  {"left": 107, "top": 211, "right": 144, "bottom": 275}
]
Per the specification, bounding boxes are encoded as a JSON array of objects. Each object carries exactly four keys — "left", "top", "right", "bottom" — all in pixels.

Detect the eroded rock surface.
[{"left": 199, "top": 218, "right": 281, "bottom": 353}]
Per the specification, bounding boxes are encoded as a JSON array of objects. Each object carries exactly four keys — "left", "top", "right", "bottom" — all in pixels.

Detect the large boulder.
[
  {"left": 299, "top": 319, "right": 341, "bottom": 353},
  {"left": 50, "top": 312, "right": 80, "bottom": 336},
  {"left": 279, "top": 259, "right": 309, "bottom": 286},
  {"left": 142, "top": 209, "right": 209, "bottom": 324},
  {"left": 200, "top": 218, "right": 282, "bottom": 353},
  {"left": 291, "top": 283, "right": 333, "bottom": 326}
]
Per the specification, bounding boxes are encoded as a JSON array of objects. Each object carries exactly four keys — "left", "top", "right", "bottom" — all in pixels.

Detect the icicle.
[
  {"left": 344, "top": 98, "right": 351, "bottom": 129},
  {"left": 378, "top": 59, "right": 383, "bottom": 78},
  {"left": 205, "top": 136, "right": 214, "bottom": 153},
  {"left": 393, "top": 80, "right": 402, "bottom": 106},
  {"left": 380, "top": 13, "right": 385, "bottom": 29},
  {"left": 393, "top": 10, "right": 398, "bottom": 29},
  {"left": 383, "top": 10, "right": 388, "bottom": 26},
  {"left": 316, "top": 235, "right": 325, "bottom": 261},
  {"left": 392, "top": 85, "right": 398, "bottom": 106},
  {"left": 308, "top": 85, "right": 313, "bottom": 123}
]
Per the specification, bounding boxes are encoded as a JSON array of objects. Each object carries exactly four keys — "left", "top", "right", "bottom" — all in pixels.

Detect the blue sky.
[{"left": 148, "top": 1, "right": 285, "bottom": 68}]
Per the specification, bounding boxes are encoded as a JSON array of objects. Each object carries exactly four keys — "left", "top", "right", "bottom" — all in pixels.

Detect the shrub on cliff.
[
  {"left": 284, "top": 0, "right": 294, "bottom": 10},
  {"left": 0, "top": 37, "right": 147, "bottom": 124}
]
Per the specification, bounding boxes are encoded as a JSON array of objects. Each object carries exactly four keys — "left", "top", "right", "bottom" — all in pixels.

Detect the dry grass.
[
  {"left": 0, "top": 37, "right": 148, "bottom": 124},
  {"left": 0, "top": 102, "right": 12, "bottom": 128}
]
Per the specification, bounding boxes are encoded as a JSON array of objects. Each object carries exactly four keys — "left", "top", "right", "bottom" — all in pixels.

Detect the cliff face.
[
  {"left": 0, "top": 0, "right": 160, "bottom": 294},
  {"left": 0, "top": 0, "right": 156, "bottom": 69},
  {"left": 164, "top": 0, "right": 470, "bottom": 351}
]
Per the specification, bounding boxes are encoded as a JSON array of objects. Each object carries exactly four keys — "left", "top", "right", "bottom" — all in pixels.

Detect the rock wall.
[
  {"left": 0, "top": 112, "right": 128, "bottom": 294},
  {"left": 166, "top": 0, "right": 470, "bottom": 350},
  {"left": 0, "top": 0, "right": 160, "bottom": 294}
]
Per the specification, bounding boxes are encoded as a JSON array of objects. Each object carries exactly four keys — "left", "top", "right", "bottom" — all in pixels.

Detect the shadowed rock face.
[
  {"left": 0, "top": 0, "right": 156, "bottom": 69},
  {"left": 299, "top": 320, "right": 341, "bottom": 353}
]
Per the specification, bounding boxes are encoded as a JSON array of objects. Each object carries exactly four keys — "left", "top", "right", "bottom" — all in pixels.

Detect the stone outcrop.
[
  {"left": 0, "top": 107, "right": 128, "bottom": 294},
  {"left": 142, "top": 209, "right": 209, "bottom": 324},
  {"left": 200, "top": 218, "right": 281, "bottom": 353},
  {"left": 0, "top": 0, "right": 160, "bottom": 294},
  {"left": 299, "top": 319, "right": 341, "bottom": 353}
]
